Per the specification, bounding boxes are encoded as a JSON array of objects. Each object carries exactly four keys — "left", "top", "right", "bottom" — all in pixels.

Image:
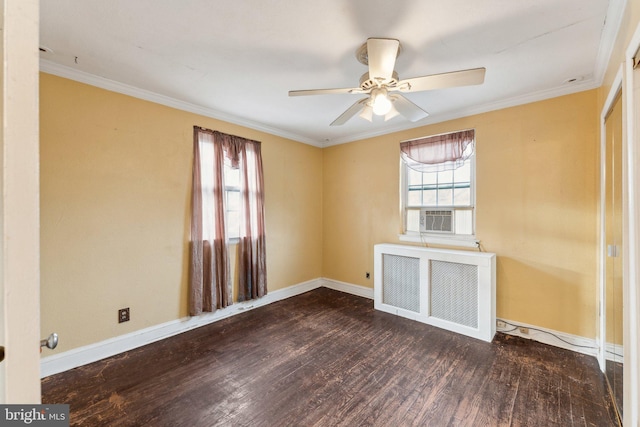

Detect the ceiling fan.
[{"left": 289, "top": 38, "right": 486, "bottom": 126}]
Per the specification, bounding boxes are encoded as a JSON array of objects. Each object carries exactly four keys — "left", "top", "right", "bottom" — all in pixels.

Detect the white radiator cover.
[{"left": 374, "top": 243, "right": 496, "bottom": 342}]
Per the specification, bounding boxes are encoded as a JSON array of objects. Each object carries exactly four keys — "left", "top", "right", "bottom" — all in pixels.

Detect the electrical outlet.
[
  {"left": 366, "top": 272, "right": 370, "bottom": 279},
  {"left": 118, "top": 307, "right": 130, "bottom": 323},
  {"left": 496, "top": 320, "right": 506, "bottom": 328},
  {"left": 518, "top": 327, "right": 529, "bottom": 335}
]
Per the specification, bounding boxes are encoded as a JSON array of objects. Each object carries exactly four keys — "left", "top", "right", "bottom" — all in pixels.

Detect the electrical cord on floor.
[
  {"left": 498, "top": 320, "right": 599, "bottom": 350},
  {"left": 419, "top": 232, "right": 430, "bottom": 248},
  {"left": 605, "top": 349, "right": 624, "bottom": 358}
]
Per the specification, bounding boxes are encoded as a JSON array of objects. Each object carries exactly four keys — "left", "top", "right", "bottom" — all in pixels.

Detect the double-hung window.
[{"left": 400, "top": 129, "right": 476, "bottom": 244}]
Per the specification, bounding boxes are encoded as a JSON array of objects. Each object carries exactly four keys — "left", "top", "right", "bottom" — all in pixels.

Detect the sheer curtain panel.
[
  {"left": 212, "top": 131, "right": 267, "bottom": 301},
  {"left": 190, "top": 128, "right": 231, "bottom": 315},
  {"left": 189, "top": 127, "right": 267, "bottom": 316},
  {"left": 400, "top": 129, "right": 475, "bottom": 172}
]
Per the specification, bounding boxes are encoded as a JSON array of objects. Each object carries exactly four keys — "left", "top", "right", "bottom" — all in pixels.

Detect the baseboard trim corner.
[
  {"left": 40, "top": 278, "right": 323, "bottom": 378},
  {"left": 320, "top": 278, "right": 374, "bottom": 299}
]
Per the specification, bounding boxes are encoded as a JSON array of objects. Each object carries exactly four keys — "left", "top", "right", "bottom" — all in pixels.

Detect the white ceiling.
[{"left": 40, "top": 0, "right": 622, "bottom": 147}]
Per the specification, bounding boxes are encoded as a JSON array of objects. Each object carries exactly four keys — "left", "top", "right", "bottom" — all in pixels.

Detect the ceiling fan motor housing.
[{"left": 359, "top": 71, "right": 399, "bottom": 90}]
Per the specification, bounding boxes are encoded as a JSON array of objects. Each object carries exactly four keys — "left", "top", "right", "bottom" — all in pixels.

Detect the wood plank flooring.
[{"left": 42, "top": 288, "right": 618, "bottom": 426}]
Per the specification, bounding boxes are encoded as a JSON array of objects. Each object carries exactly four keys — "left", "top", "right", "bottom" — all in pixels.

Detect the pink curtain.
[
  {"left": 400, "top": 129, "right": 475, "bottom": 172},
  {"left": 189, "top": 128, "right": 232, "bottom": 315},
  {"left": 189, "top": 127, "right": 267, "bottom": 315},
  {"left": 189, "top": 128, "right": 206, "bottom": 315},
  {"left": 212, "top": 131, "right": 267, "bottom": 301}
]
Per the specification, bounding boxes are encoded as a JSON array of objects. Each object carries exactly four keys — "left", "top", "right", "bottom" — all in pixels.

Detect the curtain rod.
[{"left": 194, "top": 126, "right": 261, "bottom": 144}]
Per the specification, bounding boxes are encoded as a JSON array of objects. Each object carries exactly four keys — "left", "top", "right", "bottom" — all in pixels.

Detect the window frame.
[{"left": 399, "top": 145, "right": 479, "bottom": 248}]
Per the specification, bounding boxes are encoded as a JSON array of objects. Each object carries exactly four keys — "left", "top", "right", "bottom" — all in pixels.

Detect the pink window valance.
[{"left": 400, "top": 129, "right": 475, "bottom": 172}]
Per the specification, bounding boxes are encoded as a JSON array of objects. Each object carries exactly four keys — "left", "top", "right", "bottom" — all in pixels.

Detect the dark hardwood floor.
[{"left": 42, "top": 288, "right": 618, "bottom": 426}]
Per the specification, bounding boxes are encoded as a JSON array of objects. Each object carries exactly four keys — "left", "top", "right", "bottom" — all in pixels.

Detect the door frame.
[
  {"left": 0, "top": 0, "right": 41, "bottom": 402},
  {"left": 599, "top": 66, "right": 623, "bottom": 372},
  {"left": 622, "top": 20, "right": 640, "bottom": 427}
]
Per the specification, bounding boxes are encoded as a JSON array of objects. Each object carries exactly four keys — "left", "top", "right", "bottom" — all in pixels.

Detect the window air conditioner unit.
[{"left": 420, "top": 209, "right": 453, "bottom": 233}]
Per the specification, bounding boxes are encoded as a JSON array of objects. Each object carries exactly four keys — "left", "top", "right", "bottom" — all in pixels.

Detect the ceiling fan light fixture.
[
  {"left": 359, "top": 104, "right": 373, "bottom": 122},
  {"left": 384, "top": 105, "right": 400, "bottom": 121},
  {"left": 370, "top": 88, "right": 392, "bottom": 116}
]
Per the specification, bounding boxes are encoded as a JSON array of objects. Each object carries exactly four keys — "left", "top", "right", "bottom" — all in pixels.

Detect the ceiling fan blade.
[
  {"left": 330, "top": 98, "right": 368, "bottom": 126},
  {"left": 390, "top": 94, "right": 429, "bottom": 122},
  {"left": 397, "top": 68, "right": 486, "bottom": 92},
  {"left": 289, "top": 87, "right": 364, "bottom": 97},
  {"left": 367, "top": 38, "right": 400, "bottom": 82}
]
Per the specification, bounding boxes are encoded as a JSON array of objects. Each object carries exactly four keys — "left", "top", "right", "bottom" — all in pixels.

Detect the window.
[
  {"left": 401, "top": 129, "right": 475, "bottom": 240},
  {"left": 224, "top": 161, "right": 241, "bottom": 240},
  {"left": 199, "top": 146, "right": 242, "bottom": 241}
]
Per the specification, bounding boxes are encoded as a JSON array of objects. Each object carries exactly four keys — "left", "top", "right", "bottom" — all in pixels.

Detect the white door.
[{"left": 0, "top": 0, "right": 41, "bottom": 403}]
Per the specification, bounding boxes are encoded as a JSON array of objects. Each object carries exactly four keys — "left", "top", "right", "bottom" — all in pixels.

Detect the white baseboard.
[
  {"left": 496, "top": 318, "right": 599, "bottom": 358},
  {"left": 605, "top": 342, "right": 624, "bottom": 363},
  {"left": 41, "top": 279, "right": 600, "bottom": 377},
  {"left": 320, "top": 278, "right": 374, "bottom": 299},
  {"left": 41, "top": 278, "right": 323, "bottom": 378}
]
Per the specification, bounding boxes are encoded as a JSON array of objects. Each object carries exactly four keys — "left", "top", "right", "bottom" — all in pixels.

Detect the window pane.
[
  {"left": 454, "top": 209, "right": 473, "bottom": 235},
  {"left": 407, "top": 168, "right": 423, "bottom": 186},
  {"left": 437, "top": 188, "right": 453, "bottom": 206},
  {"left": 224, "top": 165, "right": 240, "bottom": 188},
  {"left": 453, "top": 187, "right": 471, "bottom": 206},
  {"left": 224, "top": 164, "right": 241, "bottom": 239},
  {"left": 455, "top": 161, "right": 471, "bottom": 183},
  {"left": 438, "top": 169, "right": 453, "bottom": 185},
  {"left": 423, "top": 170, "right": 438, "bottom": 185},
  {"left": 226, "top": 190, "right": 240, "bottom": 211},
  {"left": 406, "top": 209, "right": 420, "bottom": 232},
  {"left": 226, "top": 211, "right": 240, "bottom": 238},
  {"left": 407, "top": 188, "right": 422, "bottom": 206},
  {"left": 423, "top": 189, "right": 437, "bottom": 206}
]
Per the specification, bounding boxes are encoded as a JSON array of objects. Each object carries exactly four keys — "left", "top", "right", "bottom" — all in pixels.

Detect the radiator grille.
[
  {"left": 430, "top": 260, "right": 478, "bottom": 328},
  {"left": 382, "top": 254, "right": 420, "bottom": 313}
]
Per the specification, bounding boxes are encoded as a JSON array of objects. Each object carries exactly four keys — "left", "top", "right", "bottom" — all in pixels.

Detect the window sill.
[{"left": 398, "top": 233, "right": 480, "bottom": 249}]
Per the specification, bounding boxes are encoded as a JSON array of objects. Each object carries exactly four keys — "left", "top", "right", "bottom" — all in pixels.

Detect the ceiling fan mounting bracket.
[{"left": 356, "top": 39, "right": 402, "bottom": 66}]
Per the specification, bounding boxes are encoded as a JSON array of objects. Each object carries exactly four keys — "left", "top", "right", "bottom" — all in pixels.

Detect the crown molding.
[
  {"left": 593, "top": 0, "right": 628, "bottom": 84},
  {"left": 39, "top": 59, "right": 324, "bottom": 148},
  {"left": 42, "top": 38, "right": 611, "bottom": 150}
]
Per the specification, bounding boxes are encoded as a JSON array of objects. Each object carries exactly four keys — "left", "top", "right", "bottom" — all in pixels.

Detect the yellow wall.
[
  {"left": 40, "top": 73, "right": 323, "bottom": 354},
  {"left": 40, "top": 72, "right": 601, "bottom": 354},
  {"left": 323, "top": 91, "right": 599, "bottom": 337}
]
